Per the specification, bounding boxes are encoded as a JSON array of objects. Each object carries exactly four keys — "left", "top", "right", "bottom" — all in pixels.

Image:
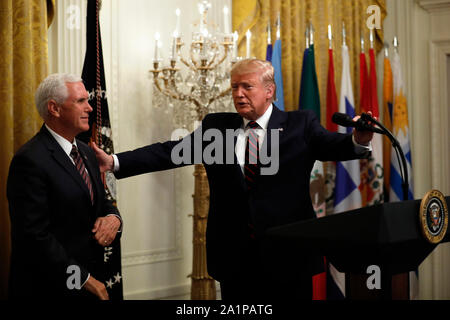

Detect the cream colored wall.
[
  {"left": 383, "top": 0, "right": 450, "bottom": 299},
  {"left": 48, "top": 0, "right": 231, "bottom": 300}
]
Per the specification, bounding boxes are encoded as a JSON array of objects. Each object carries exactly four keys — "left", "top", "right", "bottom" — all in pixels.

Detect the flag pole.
[
  {"left": 276, "top": 12, "right": 281, "bottom": 40},
  {"left": 369, "top": 29, "right": 374, "bottom": 49},
  {"left": 305, "top": 24, "right": 310, "bottom": 49},
  {"left": 267, "top": 22, "right": 272, "bottom": 45},
  {"left": 360, "top": 32, "right": 365, "bottom": 53},
  {"left": 309, "top": 21, "right": 314, "bottom": 46},
  {"left": 393, "top": 36, "right": 399, "bottom": 54},
  {"left": 342, "top": 22, "right": 346, "bottom": 46},
  {"left": 328, "top": 24, "right": 332, "bottom": 49}
]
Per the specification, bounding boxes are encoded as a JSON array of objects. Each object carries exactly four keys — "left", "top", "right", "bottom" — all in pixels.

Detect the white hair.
[{"left": 35, "top": 73, "right": 83, "bottom": 121}]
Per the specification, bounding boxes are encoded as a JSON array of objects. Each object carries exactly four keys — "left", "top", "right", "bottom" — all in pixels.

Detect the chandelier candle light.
[{"left": 150, "top": 1, "right": 237, "bottom": 131}]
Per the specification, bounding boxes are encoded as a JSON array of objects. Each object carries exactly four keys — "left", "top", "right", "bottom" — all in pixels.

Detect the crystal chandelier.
[{"left": 150, "top": 1, "right": 238, "bottom": 131}]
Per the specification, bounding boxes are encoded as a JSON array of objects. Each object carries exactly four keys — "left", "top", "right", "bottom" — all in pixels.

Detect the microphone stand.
[{"left": 360, "top": 113, "right": 409, "bottom": 201}]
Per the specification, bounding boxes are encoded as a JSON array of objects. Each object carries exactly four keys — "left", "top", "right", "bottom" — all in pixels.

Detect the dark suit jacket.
[
  {"left": 7, "top": 125, "right": 120, "bottom": 298},
  {"left": 114, "top": 107, "right": 365, "bottom": 282}
]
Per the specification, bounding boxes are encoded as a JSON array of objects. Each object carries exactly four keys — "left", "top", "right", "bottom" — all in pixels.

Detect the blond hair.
[{"left": 230, "top": 58, "right": 276, "bottom": 101}]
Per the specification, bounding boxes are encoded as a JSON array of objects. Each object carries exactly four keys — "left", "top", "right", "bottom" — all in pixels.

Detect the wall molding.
[
  {"left": 418, "top": 0, "right": 450, "bottom": 12},
  {"left": 429, "top": 39, "right": 450, "bottom": 193},
  {"left": 121, "top": 169, "right": 184, "bottom": 267},
  {"left": 124, "top": 281, "right": 221, "bottom": 300},
  {"left": 122, "top": 246, "right": 182, "bottom": 267},
  {"left": 125, "top": 282, "right": 191, "bottom": 300}
]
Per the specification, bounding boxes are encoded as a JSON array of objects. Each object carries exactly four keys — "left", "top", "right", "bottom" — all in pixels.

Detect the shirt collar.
[
  {"left": 242, "top": 104, "right": 273, "bottom": 130},
  {"left": 45, "top": 124, "right": 77, "bottom": 157}
]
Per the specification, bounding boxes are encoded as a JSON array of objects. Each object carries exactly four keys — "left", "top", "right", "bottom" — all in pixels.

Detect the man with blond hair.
[
  {"left": 93, "top": 59, "right": 373, "bottom": 300},
  {"left": 7, "top": 74, "right": 122, "bottom": 299}
]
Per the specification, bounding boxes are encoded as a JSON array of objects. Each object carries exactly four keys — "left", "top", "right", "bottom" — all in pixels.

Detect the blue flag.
[
  {"left": 330, "top": 44, "right": 362, "bottom": 299},
  {"left": 390, "top": 50, "right": 414, "bottom": 202},
  {"left": 266, "top": 43, "right": 273, "bottom": 62},
  {"left": 271, "top": 39, "right": 284, "bottom": 110}
]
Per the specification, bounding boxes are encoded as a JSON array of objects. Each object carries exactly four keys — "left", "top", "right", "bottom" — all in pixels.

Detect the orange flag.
[{"left": 382, "top": 56, "right": 393, "bottom": 197}]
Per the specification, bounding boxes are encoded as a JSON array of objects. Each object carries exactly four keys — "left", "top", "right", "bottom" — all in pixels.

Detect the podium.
[{"left": 266, "top": 197, "right": 450, "bottom": 300}]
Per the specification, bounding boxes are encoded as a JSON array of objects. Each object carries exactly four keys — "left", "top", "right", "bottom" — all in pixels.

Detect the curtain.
[
  {"left": 232, "top": 0, "right": 386, "bottom": 121},
  {"left": 0, "top": 0, "right": 54, "bottom": 298}
]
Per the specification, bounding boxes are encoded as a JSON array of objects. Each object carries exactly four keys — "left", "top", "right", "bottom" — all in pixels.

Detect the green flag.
[
  {"left": 299, "top": 44, "right": 324, "bottom": 218},
  {"left": 299, "top": 44, "right": 320, "bottom": 118}
]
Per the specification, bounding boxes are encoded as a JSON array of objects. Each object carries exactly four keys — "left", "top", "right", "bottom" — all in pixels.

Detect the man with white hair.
[
  {"left": 7, "top": 74, "right": 121, "bottom": 299},
  {"left": 94, "top": 59, "right": 373, "bottom": 300}
]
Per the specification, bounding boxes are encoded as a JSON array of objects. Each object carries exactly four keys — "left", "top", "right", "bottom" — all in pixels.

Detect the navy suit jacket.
[
  {"left": 115, "top": 107, "right": 365, "bottom": 281},
  {"left": 7, "top": 125, "right": 120, "bottom": 298}
]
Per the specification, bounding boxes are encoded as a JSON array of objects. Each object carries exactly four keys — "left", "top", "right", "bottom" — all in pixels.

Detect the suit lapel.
[
  {"left": 261, "top": 105, "right": 287, "bottom": 168},
  {"left": 228, "top": 106, "right": 287, "bottom": 188},
  {"left": 228, "top": 114, "right": 247, "bottom": 189},
  {"left": 40, "top": 126, "right": 93, "bottom": 204}
]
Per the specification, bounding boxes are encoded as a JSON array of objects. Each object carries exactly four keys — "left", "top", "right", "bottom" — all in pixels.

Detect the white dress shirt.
[
  {"left": 45, "top": 124, "right": 80, "bottom": 165},
  {"left": 235, "top": 104, "right": 273, "bottom": 174}
]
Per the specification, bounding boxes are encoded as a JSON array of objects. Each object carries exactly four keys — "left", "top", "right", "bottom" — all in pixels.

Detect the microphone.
[
  {"left": 331, "top": 112, "right": 384, "bottom": 134},
  {"left": 357, "top": 112, "right": 410, "bottom": 201}
]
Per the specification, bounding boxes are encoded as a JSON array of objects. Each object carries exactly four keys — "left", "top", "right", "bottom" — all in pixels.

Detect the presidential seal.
[{"left": 420, "top": 190, "right": 448, "bottom": 244}]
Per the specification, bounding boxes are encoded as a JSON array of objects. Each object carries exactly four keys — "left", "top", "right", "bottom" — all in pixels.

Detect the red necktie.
[
  {"left": 244, "top": 121, "right": 260, "bottom": 240},
  {"left": 244, "top": 120, "right": 260, "bottom": 190},
  {"left": 70, "top": 145, "right": 94, "bottom": 205}
]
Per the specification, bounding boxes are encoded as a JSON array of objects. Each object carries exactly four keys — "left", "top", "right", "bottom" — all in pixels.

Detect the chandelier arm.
[
  {"left": 162, "top": 69, "right": 187, "bottom": 100},
  {"left": 207, "top": 86, "right": 231, "bottom": 105},
  {"left": 180, "top": 56, "right": 195, "bottom": 70},
  {"left": 209, "top": 46, "right": 230, "bottom": 69},
  {"left": 151, "top": 74, "right": 164, "bottom": 94},
  {"left": 206, "top": 50, "right": 218, "bottom": 68},
  {"left": 152, "top": 74, "right": 180, "bottom": 100},
  {"left": 190, "top": 44, "right": 201, "bottom": 69},
  {"left": 154, "top": 76, "right": 203, "bottom": 109}
]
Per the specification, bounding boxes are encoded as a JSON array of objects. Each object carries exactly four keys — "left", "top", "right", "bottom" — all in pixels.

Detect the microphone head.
[
  {"left": 332, "top": 112, "right": 384, "bottom": 134},
  {"left": 332, "top": 112, "right": 354, "bottom": 126},
  {"left": 360, "top": 112, "right": 373, "bottom": 122}
]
